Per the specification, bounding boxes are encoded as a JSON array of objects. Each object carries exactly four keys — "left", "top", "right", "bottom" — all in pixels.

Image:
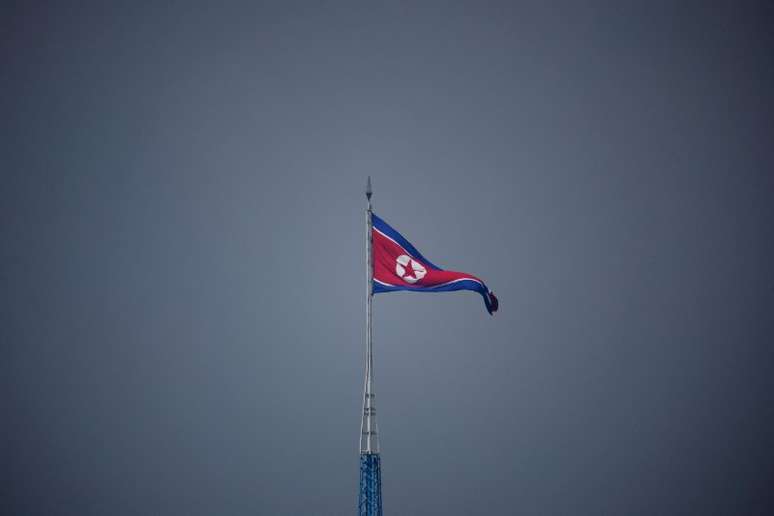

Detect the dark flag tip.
[{"left": 488, "top": 291, "right": 499, "bottom": 315}]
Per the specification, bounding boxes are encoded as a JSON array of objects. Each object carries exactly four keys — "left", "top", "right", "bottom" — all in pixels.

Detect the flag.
[{"left": 371, "top": 213, "right": 499, "bottom": 315}]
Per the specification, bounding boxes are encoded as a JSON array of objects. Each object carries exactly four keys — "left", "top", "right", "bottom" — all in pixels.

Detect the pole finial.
[{"left": 366, "top": 176, "right": 372, "bottom": 201}]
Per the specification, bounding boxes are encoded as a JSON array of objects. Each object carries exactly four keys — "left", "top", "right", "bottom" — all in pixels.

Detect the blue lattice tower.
[
  {"left": 358, "top": 453, "right": 382, "bottom": 516},
  {"left": 358, "top": 177, "right": 383, "bottom": 515}
]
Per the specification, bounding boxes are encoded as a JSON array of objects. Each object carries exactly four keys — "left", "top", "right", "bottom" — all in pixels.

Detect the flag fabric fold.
[{"left": 371, "top": 213, "right": 499, "bottom": 315}]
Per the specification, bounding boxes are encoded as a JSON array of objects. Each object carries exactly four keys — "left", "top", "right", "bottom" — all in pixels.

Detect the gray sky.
[{"left": 3, "top": 2, "right": 774, "bottom": 515}]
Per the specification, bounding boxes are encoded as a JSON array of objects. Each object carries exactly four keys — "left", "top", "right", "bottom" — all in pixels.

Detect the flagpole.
[
  {"left": 358, "top": 177, "right": 382, "bottom": 515},
  {"left": 361, "top": 176, "right": 377, "bottom": 454}
]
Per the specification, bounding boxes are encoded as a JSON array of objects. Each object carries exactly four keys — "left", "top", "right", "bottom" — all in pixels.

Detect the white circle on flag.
[{"left": 395, "top": 254, "right": 426, "bottom": 284}]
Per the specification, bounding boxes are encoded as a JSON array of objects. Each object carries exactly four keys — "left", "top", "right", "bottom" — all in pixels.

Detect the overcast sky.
[{"left": 3, "top": 2, "right": 774, "bottom": 515}]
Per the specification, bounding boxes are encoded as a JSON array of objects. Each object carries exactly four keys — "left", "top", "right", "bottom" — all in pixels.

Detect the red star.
[{"left": 400, "top": 259, "right": 414, "bottom": 281}]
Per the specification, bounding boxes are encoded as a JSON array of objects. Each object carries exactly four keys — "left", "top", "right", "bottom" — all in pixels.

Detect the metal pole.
[
  {"left": 360, "top": 176, "right": 377, "bottom": 454},
  {"left": 358, "top": 177, "right": 383, "bottom": 516}
]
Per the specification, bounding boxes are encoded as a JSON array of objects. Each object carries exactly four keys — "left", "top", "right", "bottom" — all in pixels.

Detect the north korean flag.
[{"left": 372, "top": 213, "right": 499, "bottom": 315}]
